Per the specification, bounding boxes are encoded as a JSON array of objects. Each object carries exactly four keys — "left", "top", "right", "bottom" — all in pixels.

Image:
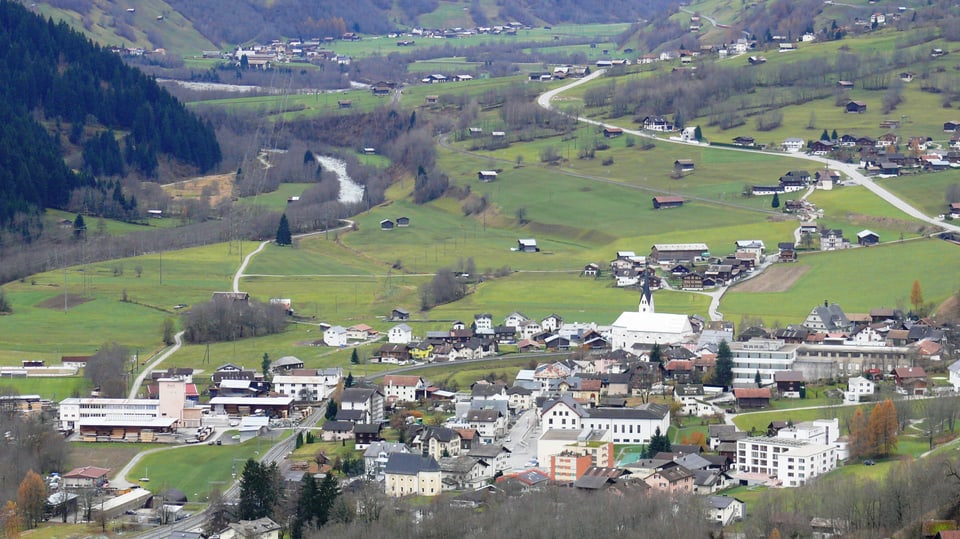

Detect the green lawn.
[
  {"left": 127, "top": 431, "right": 291, "bottom": 501},
  {"left": 722, "top": 238, "right": 960, "bottom": 325},
  {"left": 0, "top": 376, "right": 90, "bottom": 401}
]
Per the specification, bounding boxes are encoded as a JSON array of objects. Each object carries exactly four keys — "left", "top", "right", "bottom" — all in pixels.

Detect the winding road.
[{"left": 537, "top": 69, "right": 960, "bottom": 236}]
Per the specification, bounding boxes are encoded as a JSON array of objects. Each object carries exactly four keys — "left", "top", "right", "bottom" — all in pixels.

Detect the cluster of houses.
[{"left": 587, "top": 244, "right": 762, "bottom": 291}]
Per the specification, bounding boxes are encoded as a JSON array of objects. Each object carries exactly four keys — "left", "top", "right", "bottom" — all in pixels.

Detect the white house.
[
  {"left": 273, "top": 369, "right": 342, "bottom": 401},
  {"left": 541, "top": 314, "right": 563, "bottom": 333},
  {"left": 473, "top": 313, "right": 494, "bottom": 334},
  {"left": 674, "top": 385, "right": 713, "bottom": 416},
  {"left": 388, "top": 324, "right": 414, "bottom": 344},
  {"left": 324, "top": 325, "right": 347, "bottom": 347},
  {"left": 504, "top": 312, "right": 529, "bottom": 328},
  {"left": 539, "top": 395, "right": 670, "bottom": 444},
  {"left": 845, "top": 376, "right": 876, "bottom": 402},
  {"left": 466, "top": 409, "right": 507, "bottom": 444},
  {"left": 706, "top": 496, "right": 746, "bottom": 526},
  {"left": 519, "top": 319, "right": 543, "bottom": 340},
  {"left": 382, "top": 375, "right": 426, "bottom": 404},
  {"left": 339, "top": 388, "right": 384, "bottom": 424},
  {"left": 783, "top": 137, "right": 805, "bottom": 152}
]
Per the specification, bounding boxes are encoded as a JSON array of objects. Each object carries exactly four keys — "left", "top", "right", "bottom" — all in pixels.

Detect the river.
[{"left": 316, "top": 155, "right": 365, "bottom": 204}]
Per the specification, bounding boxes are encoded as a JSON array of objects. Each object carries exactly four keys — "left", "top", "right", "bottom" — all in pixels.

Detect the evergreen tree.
[
  {"left": 350, "top": 349, "right": 359, "bottom": 364},
  {"left": 73, "top": 213, "right": 86, "bottom": 239},
  {"left": 237, "top": 460, "right": 280, "bottom": 520},
  {"left": 694, "top": 125, "right": 703, "bottom": 141},
  {"left": 755, "top": 370, "right": 762, "bottom": 384},
  {"left": 345, "top": 372, "right": 354, "bottom": 388},
  {"left": 831, "top": 129, "right": 838, "bottom": 140},
  {"left": 649, "top": 343, "right": 662, "bottom": 363},
  {"left": 261, "top": 353, "right": 271, "bottom": 378},
  {"left": 295, "top": 431, "right": 304, "bottom": 449},
  {"left": 647, "top": 426, "right": 671, "bottom": 456},
  {"left": 325, "top": 399, "right": 338, "bottom": 420},
  {"left": 276, "top": 213, "right": 292, "bottom": 246},
  {"left": 820, "top": 129, "right": 829, "bottom": 141},
  {"left": 771, "top": 192, "right": 780, "bottom": 208},
  {"left": 314, "top": 473, "right": 340, "bottom": 526},
  {"left": 291, "top": 473, "right": 318, "bottom": 539},
  {"left": 716, "top": 340, "right": 733, "bottom": 387}
]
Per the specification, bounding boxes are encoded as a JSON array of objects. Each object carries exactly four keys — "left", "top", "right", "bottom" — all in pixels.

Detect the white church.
[{"left": 610, "top": 277, "right": 697, "bottom": 352}]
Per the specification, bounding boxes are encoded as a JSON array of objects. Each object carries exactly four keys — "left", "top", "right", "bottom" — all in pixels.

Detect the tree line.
[{"left": 182, "top": 296, "right": 289, "bottom": 344}]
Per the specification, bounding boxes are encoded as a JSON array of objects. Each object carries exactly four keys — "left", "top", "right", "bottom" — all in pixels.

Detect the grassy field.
[
  {"left": 877, "top": 170, "right": 960, "bottom": 218},
  {"left": 722, "top": 237, "right": 960, "bottom": 325},
  {"left": 0, "top": 377, "right": 90, "bottom": 401},
  {"left": 126, "top": 432, "right": 291, "bottom": 501}
]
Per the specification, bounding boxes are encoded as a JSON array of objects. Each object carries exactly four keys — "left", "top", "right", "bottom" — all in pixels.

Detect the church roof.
[{"left": 611, "top": 311, "right": 695, "bottom": 335}]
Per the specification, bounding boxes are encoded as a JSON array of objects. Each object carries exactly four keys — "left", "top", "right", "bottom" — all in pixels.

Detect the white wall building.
[
  {"left": 610, "top": 280, "right": 696, "bottom": 351},
  {"left": 272, "top": 368, "right": 342, "bottom": 401},
  {"left": 736, "top": 437, "right": 838, "bottom": 487},
  {"left": 845, "top": 376, "right": 876, "bottom": 402},
  {"left": 730, "top": 339, "right": 798, "bottom": 385},
  {"left": 324, "top": 326, "right": 347, "bottom": 347},
  {"left": 539, "top": 396, "right": 670, "bottom": 445},
  {"left": 388, "top": 324, "right": 413, "bottom": 344}
]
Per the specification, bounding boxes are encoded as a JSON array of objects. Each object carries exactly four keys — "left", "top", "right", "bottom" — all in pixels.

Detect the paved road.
[
  {"left": 502, "top": 409, "right": 540, "bottom": 471},
  {"left": 538, "top": 70, "right": 960, "bottom": 237},
  {"left": 127, "top": 331, "right": 185, "bottom": 399}
]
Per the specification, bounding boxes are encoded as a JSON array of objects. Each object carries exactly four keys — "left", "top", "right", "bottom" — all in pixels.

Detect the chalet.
[
  {"left": 845, "top": 101, "right": 867, "bottom": 114},
  {"left": 652, "top": 196, "right": 685, "bottom": 209},
  {"left": 642, "top": 116, "right": 674, "bottom": 132},
  {"left": 810, "top": 140, "right": 835, "bottom": 155},
  {"left": 856, "top": 230, "right": 879, "bottom": 246},
  {"left": 468, "top": 127, "right": 483, "bottom": 136},
  {"left": 879, "top": 161, "right": 901, "bottom": 176},
  {"left": 378, "top": 343, "right": 411, "bottom": 364},
  {"left": 820, "top": 229, "right": 846, "bottom": 251},
  {"left": 421, "top": 74, "right": 448, "bottom": 83},
  {"left": 950, "top": 202, "right": 960, "bottom": 217},
  {"left": 876, "top": 133, "right": 899, "bottom": 147},
  {"left": 732, "top": 136, "right": 755, "bottom": 147},
  {"left": 583, "top": 263, "right": 600, "bottom": 277},
  {"left": 380, "top": 219, "right": 395, "bottom": 231},
  {"left": 778, "top": 242, "right": 797, "bottom": 262},
  {"left": 774, "top": 371, "right": 805, "bottom": 398},
  {"left": 734, "top": 388, "right": 771, "bottom": 409},
  {"left": 838, "top": 134, "right": 859, "bottom": 147},
  {"left": 478, "top": 170, "right": 498, "bottom": 182},
  {"left": 836, "top": 80, "right": 854, "bottom": 89},
  {"left": 899, "top": 72, "right": 914, "bottom": 82},
  {"left": 603, "top": 127, "right": 624, "bottom": 138},
  {"left": 425, "top": 95, "right": 439, "bottom": 104},
  {"left": 747, "top": 56, "right": 766, "bottom": 65},
  {"left": 396, "top": 216, "right": 410, "bottom": 228},
  {"left": 391, "top": 307, "right": 410, "bottom": 321},
  {"left": 784, "top": 199, "right": 805, "bottom": 213},
  {"left": 945, "top": 121, "right": 960, "bottom": 132},
  {"left": 491, "top": 131, "right": 506, "bottom": 138},
  {"left": 371, "top": 84, "right": 392, "bottom": 97},
  {"left": 674, "top": 159, "right": 695, "bottom": 171},
  {"left": 517, "top": 239, "right": 539, "bottom": 253},
  {"left": 681, "top": 273, "right": 705, "bottom": 290},
  {"left": 893, "top": 367, "right": 927, "bottom": 395},
  {"left": 337, "top": 100, "right": 352, "bottom": 109},
  {"left": 752, "top": 185, "right": 784, "bottom": 196},
  {"left": 778, "top": 42, "right": 796, "bottom": 52},
  {"left": 799, "top": 222, "right": 818, "bottom": 235},
  {"left": 783, "top": 138, "right": 805, "bottom": 152}
]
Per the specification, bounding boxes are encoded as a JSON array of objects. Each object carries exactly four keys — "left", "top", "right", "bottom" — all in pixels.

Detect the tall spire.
[{"left": 638, "top": 271, "right": 654, "bottom": 313}]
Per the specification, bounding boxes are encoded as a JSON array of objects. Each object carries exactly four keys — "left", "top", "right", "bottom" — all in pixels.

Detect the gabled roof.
[
  {"left": 893, "top": 366, "right": 926, "bottom": 379},
  {"left": 734, "top": 388, "right": 771, "bottom": 399},
  {"left": 466, "top": 409, "right": 502, "bottom": 422},
  {"left": 384, "top": 375, "right": 423, "bottom": 387},
  {"left": 340, "top": 387, "right": 381, "bottom": 402},
  {"left": 64, "top": 466, "right": 111, "bottom": 479},
  {"left": 774, "top": 371, "right": 805, "bottom": 383}
]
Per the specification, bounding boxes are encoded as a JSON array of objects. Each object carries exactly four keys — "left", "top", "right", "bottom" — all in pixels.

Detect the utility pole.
[{"left": 159, "top": 249, "right": 163, "bottom": 286}]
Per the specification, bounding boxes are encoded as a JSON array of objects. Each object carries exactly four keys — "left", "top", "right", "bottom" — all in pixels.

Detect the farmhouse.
[
  {"left": 642, "top": 116, "right": 674, "bottom": 131},
  {"left": 652, "top": 196, "right": 685, "bottom": 209},
  {"left": 733, "top": 136, "right": 755, "bottom": 146},
  {"left": 782, "top": 138, "right": 805, "bottom": 152},
  {"left": 778, "top": 242, "right": 797, "bottom": 262}
]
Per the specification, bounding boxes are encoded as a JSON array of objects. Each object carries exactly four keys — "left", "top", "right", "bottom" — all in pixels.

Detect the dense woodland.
[{"left": 0, "top": 0, "right": 220, "bottom": 234}]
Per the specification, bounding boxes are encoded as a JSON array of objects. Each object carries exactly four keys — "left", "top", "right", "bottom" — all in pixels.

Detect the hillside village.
[{"left": 9, "top": 269, "right": 954, "bottom": 534}]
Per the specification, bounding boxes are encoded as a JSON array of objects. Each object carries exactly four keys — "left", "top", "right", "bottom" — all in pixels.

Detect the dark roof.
[
  {"left": 588, "top": 403, "right": 669, "bottom": 420},
  {"left": 354, "top": 423, "right": 381, "bottom": 434},
  {"left": 506, "top": 385, "right": 532, "bottom": 395},
  {"left": 335, "top": 410, "right": 365, "bottom": 422},
  {"left": 385, "top": 453, "right": 440, "bottom": 475},
  {"left": 656, "top": 464, "right": 694, "bottom": 482},
  {"left": 468, "top": 445, "right": 509, "bottom": 458},
  {"left": 774, "top": 371, "right": 805, "bottom": 383},
  {"left": 424, "top": 426, "right": 459, "bottom": 443},
  {"left": 340, "top": 388, "right": 379, "bottom": 403},
  {"left": 323, "top": 420, "right": 354, "bottom": 431},
  {"left": 467, "top": 409, "right": 502, "bottom": 422}
]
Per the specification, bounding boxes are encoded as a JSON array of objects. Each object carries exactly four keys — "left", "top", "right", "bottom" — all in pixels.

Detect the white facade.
[
  {"left": 273, "top": 370, "right": 341, "bottom": 401},
  {"left": 473, "top": 314, "right": 494, "bottom": 333},
  {"left": 783, "top": 138, "right": 805, "bottom": 152},
  {"left": 382, "top": 376, "right": 425, "bottom": 404},
  {"left": 736, "top": 437, "right": 837, "bottom": 487},
  {"left": 539, "top": 398, "right": 669, "bottom": 445},
  {"left": 950, "top": 360, "right": 960, "bottom": 391},
  {"left": 846, "top": 376, "right": 875, "bottom": 402},
  {"left": 388, "top": 324, "right": 413, "bottom": 344},
  {"left": 730, "top": 339, "right": 798, "bottom": 385},
  {"left": 504, "top": 312, "right": 529, "bottom": 328},
  {"left": 59, "top": 398, "right": 161, "bottom": 431},
  {"left": 324, "top": 326, "right": 347, "bottom": 347}
]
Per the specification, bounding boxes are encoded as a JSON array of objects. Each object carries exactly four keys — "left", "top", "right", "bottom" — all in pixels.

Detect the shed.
[
  {"left": 674, "top": 159, "right": 695, "bottom": 171},
  {"left": 478, "top": 170, "right": 498, "bottom": 182},
  {"left": 856, "top": 230, "right": 879, "bottom": 246},
  {"left": 380, "top": 219, "right": 395, "bottom": 231},
  {"left": 396, "top": 216, "right": 410, "bottom": 227},
  {"left": 652, "top": 196, "right": 685, "bottom": 209},
  {"left": 845, "top": 101, "right": 867, "bottom": 113},
  {"left": 603, "top": 127, "right": 623, "bottom": 138},
  {"left": 517, "top": 239, "right": 539, "bottom": 253}
]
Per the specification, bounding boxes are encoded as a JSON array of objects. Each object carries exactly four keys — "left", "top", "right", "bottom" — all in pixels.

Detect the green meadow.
[{"left": 722, "top": 238, "right": 960, "bottom": 325}]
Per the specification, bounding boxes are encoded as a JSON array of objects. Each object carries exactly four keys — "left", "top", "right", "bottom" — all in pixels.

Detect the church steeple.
[{"left": 638, "top": 271, "right": 655, "bottom": 313}]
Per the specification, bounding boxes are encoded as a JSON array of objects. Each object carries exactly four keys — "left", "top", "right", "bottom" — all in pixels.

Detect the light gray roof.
[{"left": 385, "top": 453, "right": 439, "bottom": 475}]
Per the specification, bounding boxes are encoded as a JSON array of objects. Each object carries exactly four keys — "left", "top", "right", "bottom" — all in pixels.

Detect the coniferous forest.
[{"left": 0, "top": 0, "right": 220, "bottom": 231}]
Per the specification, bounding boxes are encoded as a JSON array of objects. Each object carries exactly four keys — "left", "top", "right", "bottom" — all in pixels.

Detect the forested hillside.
[{"left": 0, "top": 0, "right": 220, "bottom": 232}]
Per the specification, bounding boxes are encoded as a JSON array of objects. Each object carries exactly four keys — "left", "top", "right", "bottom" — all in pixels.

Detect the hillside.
[
  {"left": 34, "top": 0, "right": 684, "bottom": 55},
  {"left": 0, "top": 0, "right": 220, "bottom": 231}
]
